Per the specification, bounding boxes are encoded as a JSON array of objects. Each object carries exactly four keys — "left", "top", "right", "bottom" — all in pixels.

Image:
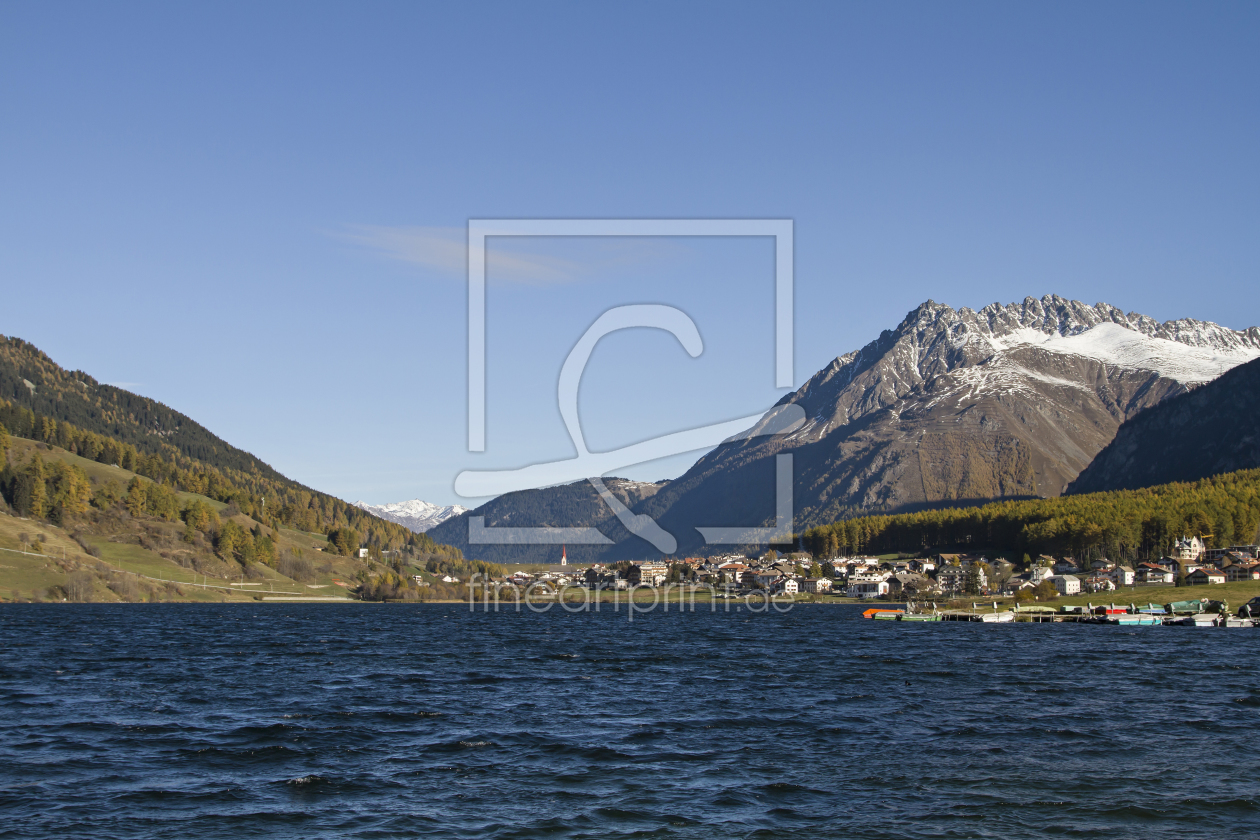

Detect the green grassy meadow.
[{"left": 1, "top": 437, "right": 365, "bottom": 602}]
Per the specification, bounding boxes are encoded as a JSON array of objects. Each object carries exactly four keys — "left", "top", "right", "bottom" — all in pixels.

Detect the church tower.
[{"left": 561, "top": 545, "right": 567, "bottom": 566}]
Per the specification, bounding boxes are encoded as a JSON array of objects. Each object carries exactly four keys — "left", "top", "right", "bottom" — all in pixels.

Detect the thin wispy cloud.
[
  {"left": 340, "top": 225, "right": 580, "bottom": 286},
  {"left": 338, "top": 225, "right": 683, "bottom": 286}
]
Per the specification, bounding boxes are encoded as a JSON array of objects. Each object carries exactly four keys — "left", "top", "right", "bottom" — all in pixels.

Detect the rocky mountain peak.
[{"left": 780, "top": 296, "right": 1260, "bottom": 441}]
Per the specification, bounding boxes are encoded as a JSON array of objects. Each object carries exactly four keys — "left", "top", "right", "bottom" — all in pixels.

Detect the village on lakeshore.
[
  {"left": 446, "top": 539, "right": 1260, "bottom": 625},
  {"left": 457, "top": 537, "right": 1257, "bottom": 597}
]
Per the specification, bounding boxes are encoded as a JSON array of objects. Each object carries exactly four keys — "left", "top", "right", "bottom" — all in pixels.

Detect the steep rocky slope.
[{"left": 1068, "top": 356, "right": 1260, "bottom": 494}]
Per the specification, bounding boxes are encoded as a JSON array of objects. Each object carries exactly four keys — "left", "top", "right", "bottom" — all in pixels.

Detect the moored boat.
[
  {"left": 863, "top": 608, "right": 904, "bottom": 620},
  {"left": 1168, "top": 613, "right": 1255, "bottom": 627},
  {"left": 1166, "top": 599, "right": 1206, "bottom": 615},
  {"left": 1112, "top": 614, "right": 1162, "bottom": 626}
]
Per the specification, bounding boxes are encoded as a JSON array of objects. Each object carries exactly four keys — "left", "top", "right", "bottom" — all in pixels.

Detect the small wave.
[
  {"left": 286, "top": 774, "right": 330, "bottom": 786},
  {"left": 458, "top": 740, "right": 492, "bottom": 748}
]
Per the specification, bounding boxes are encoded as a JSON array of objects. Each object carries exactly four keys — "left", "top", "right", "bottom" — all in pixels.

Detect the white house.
[
  {"left": 936, "top": 566, "right": 966, "bottom": 593},
  {"left": 1084, "top": 575, "right": 1115, "bottom": 592},
  {"left": 1174, "top": 536, "right": 1206, "bottom": 562},
  {"left": 1112, "top": 566, "right": 1135, "bottom": 586},
  {"left": 1138, "top": 563, "right": 1175, "bottom": 584},
  {"left": 628, "top": 561, "right": 669, "bottom": 586},
  {"left": 802, "top": 578, "right": 832, "bottom": 594},
  {"left": 1049, "top": 574, "right": 1081, "bottom": 596},
  {"left": 936, "top": 566, "right": 986, "bottom": 593},
  {"left": 847, "top": 580, "right": 890, "bottom": 598},
  {"left": 1187, "top": 567, "right": 1225, "bottom": 586},
  {"left": 357, "top": 548, "right": 370, "bottom": 559},
  {"left": 1010, "top": 575, "right": 1037, "bottom": 592},
  {"left": 1167, "top": 556, "right": 1206, "bottom": 577},
  {"left": 777, "top": 578, "right": 799, "bottom": 595}
]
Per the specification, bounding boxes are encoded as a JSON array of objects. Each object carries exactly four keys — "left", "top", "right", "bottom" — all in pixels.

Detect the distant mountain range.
[
  {"left": 1068, "top": 355, "right": 1260, "bottom": 494},
  {"left": 353, "top": 499, "right": 469, "bottom": 533},
  {"left": 431, "top": 295, "right": 1260, "bottom": 564}
]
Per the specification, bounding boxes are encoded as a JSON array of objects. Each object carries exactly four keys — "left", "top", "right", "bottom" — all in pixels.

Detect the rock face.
[
  {"left": 352, "top": 499, "right": 469, "bottom": 533},
  {"left": 434, "top": 295, "right": 1260, "bottom": 562},
  {"left": 1068, "top": 356, "right": 1260, "bottom": 495}
]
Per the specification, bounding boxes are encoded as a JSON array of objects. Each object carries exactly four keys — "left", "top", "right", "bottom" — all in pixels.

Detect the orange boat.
[{"left": 862, "top": 608, "right": 905, "bottom": 620}]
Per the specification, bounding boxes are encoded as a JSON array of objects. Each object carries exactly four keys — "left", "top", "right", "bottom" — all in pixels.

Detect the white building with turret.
[{"left": 1174, "top": 536, "right": 1205, "bottom": 562}]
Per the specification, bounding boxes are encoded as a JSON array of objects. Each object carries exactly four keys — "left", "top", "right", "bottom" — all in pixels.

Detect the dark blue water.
[{"left": 2, "top": 604, "right": 1258, "bottom": 839}]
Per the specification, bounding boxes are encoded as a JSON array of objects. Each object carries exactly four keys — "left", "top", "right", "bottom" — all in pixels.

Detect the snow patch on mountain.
[
  {"left": 986, "top": 323, "right": 1260, "bottom": 384},
  {"left": 354, "top": 499, "right": 469, "bottom": 533},
  {"left": 951, "top": 361, "right": 1095, "bottom": 404}
]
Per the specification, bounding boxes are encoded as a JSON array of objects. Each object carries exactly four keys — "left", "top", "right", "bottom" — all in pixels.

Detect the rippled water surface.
[{"left": 2, "top": 603, "right": 1259, "bottom": 839}]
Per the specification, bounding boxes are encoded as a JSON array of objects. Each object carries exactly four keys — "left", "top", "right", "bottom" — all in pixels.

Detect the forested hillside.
[
  {"left": 0, "top": 429, "right": 498, "bottom": 603},
  {"left": 1, "top": 337, "right": 285, "bottom": 479},
  {"left": 0, "top": 396, "right": 458, "bottom": 558},
  {"left": 0, "top": 336, "right": 477, "bottom": 560},
  {"left": 1068, "top": 356, "right": 1260, "bottom": 494},
  {"left": 804, "top": 468, "right": 1260, "bottom": 564}
]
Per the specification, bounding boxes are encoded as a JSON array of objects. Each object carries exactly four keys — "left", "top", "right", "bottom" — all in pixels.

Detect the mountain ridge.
[
  {"left": 353, "top": 499, "right": 469, "bottom": 533},
  {"left": 432, "top": 295, "right": 1260, "bottom": 564}
]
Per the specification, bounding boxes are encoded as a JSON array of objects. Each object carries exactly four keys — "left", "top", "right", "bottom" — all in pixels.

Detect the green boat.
[
  {"left": 872, "top": 611, "right": 901, "bottom": 620},
  {"left": 899, "top": 613, "right": 940, "bottom": 622}
]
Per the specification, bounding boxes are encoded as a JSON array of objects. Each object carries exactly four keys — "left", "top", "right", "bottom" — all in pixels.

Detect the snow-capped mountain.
[
  {"left": 354, "top": 499, "right": 469, "bottom": 533},
  {"left": 641, "top": 295, "right": 1260, "bottom": 536},
  {"left": 430, "top": 295, "right": 1260, "bottom": 563},
  {"left": 773, "top": 296, "right": 1260, "bottom": 441}
]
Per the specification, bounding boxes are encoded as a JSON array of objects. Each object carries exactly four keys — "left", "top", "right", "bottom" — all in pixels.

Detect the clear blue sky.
[{"left": 2, "top": 1, "right": 1257, "bottom": 506}]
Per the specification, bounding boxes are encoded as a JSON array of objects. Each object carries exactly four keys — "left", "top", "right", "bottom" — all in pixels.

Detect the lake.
[{"left": 1, "top": 603, "right": 1258, "bottom": 838}]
